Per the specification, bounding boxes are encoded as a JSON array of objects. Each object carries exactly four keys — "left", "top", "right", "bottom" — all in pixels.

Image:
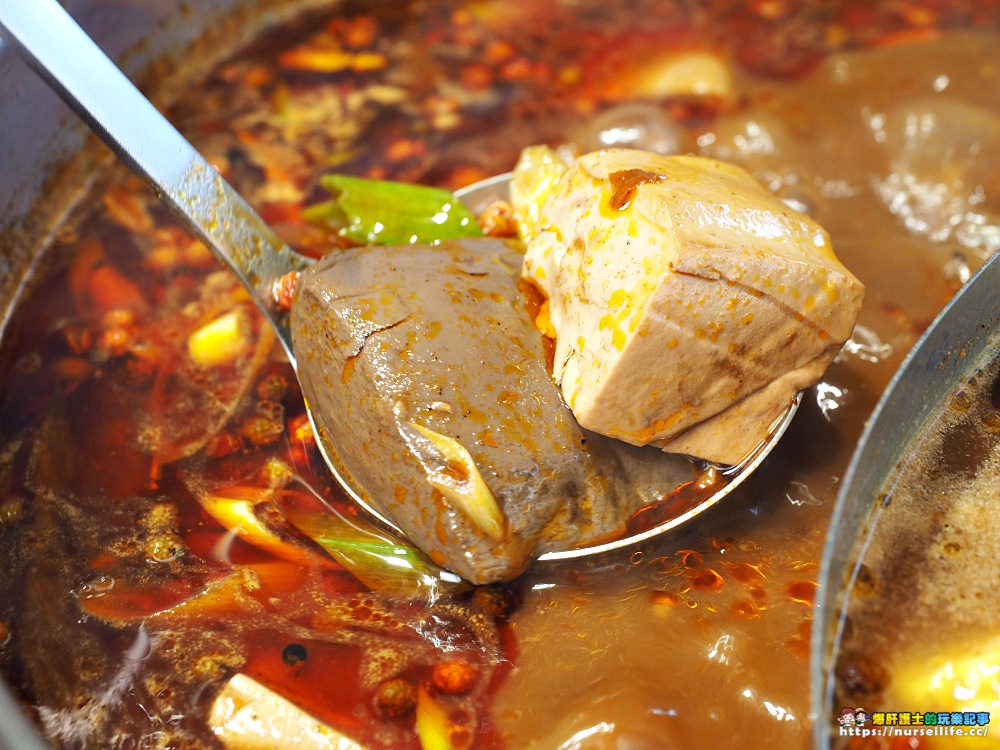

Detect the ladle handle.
[{"left": 0, "top": 0, "right": 303, "bottom": 362}]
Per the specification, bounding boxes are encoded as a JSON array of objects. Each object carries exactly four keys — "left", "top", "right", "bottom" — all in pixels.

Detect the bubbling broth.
[{"left": 1, "top": 1, "right": 1000, "bottom": 748}]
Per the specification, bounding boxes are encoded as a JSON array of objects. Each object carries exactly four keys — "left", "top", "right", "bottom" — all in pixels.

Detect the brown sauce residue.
[
  {"left": 608, "top": 168, "right": 665, "bottom": 209},
  {"left": 518, "top": 279, "right": 556, "bottom": 373}
]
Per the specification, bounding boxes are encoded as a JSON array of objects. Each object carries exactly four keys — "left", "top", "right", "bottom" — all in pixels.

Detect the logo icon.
[{"left": 836, "top": 707, "right": 990, "bottom": 739}]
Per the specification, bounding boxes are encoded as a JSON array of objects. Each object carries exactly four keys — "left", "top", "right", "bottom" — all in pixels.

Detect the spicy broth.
[{"left": 1, "top": 1, "right": 1000, "bottom": 748}]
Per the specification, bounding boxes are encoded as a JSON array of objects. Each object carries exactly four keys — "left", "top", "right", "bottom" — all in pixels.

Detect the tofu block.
[
  {"left": 512, "top": 146, "right": 864, "bottom": 464},
  {"left": 209, "top": 674, "right": 368, "bottom": 750}
]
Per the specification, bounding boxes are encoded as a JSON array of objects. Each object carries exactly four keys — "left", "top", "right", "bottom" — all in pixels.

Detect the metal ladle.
[
  {"left": 0, "top": 0, "right": 797, "bottom": 564},
  {"left": 810, "top": 234, "right": 1000, "bottom": 748}
]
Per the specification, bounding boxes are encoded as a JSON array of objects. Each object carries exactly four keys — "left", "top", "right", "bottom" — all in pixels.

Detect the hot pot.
[
  {"left": 0, "top": 0, "right": 996, "bottom": 748},
  {"left": 0, "top": 4, "right": 295, "bottom": 747}
]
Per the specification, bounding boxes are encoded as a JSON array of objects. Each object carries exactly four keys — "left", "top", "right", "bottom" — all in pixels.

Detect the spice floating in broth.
[{"left": 302, "top": 175, "right": 483, "bottom": 246}]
